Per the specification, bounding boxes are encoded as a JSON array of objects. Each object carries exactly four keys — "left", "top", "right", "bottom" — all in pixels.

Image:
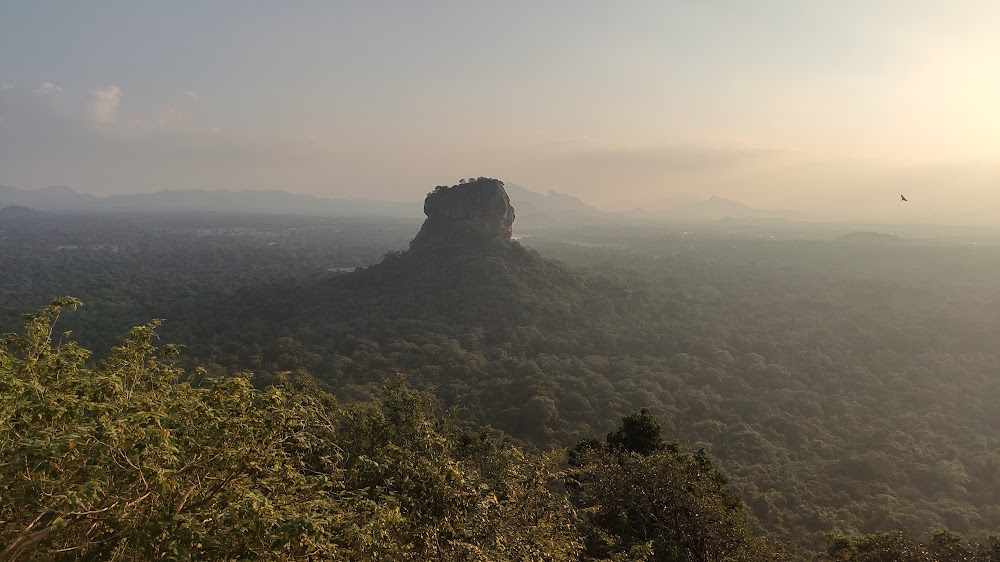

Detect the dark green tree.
[
  {"left": 607, "top": 408, "right": 667, "bottom": 456},
  {"left": 567, "top": 410, "right": 776, "bottom": 561}
]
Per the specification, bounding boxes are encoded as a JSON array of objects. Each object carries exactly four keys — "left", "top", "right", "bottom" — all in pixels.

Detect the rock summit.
[{"left": 412, "top": 178, "right": 516, "bottom": 244}]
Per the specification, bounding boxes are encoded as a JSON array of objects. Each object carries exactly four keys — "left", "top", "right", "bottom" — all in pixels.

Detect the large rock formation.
[{"left": 412, "top": 178, "right": 515, "bottom": 244}]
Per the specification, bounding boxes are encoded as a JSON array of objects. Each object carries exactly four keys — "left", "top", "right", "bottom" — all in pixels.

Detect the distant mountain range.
[
  {"left": 1, "top": 184, "right": 801, "bottom": 224},
  {"left": 503, "top": 184, "right": 605, "bottom": 223},
  {"left": 0, "top": 184, "right": 610, "bottom": 225},
  {"left": 0, "top": 185, "right": 419, "bottom": 217}
]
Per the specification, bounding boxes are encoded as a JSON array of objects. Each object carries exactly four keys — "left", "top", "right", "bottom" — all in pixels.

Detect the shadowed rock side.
[{"left": 412, "top": 178, "right": 515, "bottom": 245}]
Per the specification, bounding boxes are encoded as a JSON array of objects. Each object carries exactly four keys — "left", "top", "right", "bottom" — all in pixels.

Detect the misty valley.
[{"left": 2, "top": 179, "right": 999, "bottom": 560}]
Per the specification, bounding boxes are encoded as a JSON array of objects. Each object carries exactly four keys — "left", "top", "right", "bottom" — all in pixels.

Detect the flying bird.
[{"left": 900, "top": 194, "right": 908, "bottom": 202}]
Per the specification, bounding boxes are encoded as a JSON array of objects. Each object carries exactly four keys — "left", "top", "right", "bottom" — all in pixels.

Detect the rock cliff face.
[{"left": 412, "top": 178, "right": 515, "bottom": 244}]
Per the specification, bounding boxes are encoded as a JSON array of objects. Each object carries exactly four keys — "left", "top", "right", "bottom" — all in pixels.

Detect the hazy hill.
[
  {"left": 503, "top": 183, "right": 605, "bottom": 224},
  {"left": 0, "top": 185, "right": 101, "bottom": 212},
  {"left": 0, "top": 205, "right": 45, "bottom": 220},
  {"left": 837, "top": 231, "right": 906, "bottom": 243}
]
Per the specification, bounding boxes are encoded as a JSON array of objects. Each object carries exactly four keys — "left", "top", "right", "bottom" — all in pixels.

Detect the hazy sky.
[{"left": 1, "top": 1, "right": 998, "bottom": 219}]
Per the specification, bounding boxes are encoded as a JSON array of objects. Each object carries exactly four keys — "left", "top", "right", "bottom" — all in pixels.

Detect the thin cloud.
[
  {"left": 87, "top": 84, "right": 122, "bottom": 123},
  {"left": 0, "top": 80, "right": 344, "bottom": 194},
  {"left": 34, "top": 81, "right": 63, "bottom": 96},
  {"left": 183, "top": 90, "right": 202, "bottom": 103}
]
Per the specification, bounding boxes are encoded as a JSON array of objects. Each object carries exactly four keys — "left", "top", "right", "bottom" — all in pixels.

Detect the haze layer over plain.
[{"left": 1, "top": 1, "right": 998, "bottom": 221}]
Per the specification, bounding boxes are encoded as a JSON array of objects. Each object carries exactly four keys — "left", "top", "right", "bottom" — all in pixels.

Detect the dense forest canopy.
[
  {"left": 2, "top": 209, "right": 1000, "bottom": 559},
  {"left": 2, "top": 301, "right": 778, "bottom": 561}
]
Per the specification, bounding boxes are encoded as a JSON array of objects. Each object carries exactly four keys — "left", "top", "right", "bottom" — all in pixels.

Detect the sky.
[{"left": 1, "top": 1, "right": 998, "bottom": 220}]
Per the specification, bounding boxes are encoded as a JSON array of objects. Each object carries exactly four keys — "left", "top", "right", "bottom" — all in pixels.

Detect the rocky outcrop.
[{"left": 412, "top": 178, "right": 515, "bottom": 244}]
